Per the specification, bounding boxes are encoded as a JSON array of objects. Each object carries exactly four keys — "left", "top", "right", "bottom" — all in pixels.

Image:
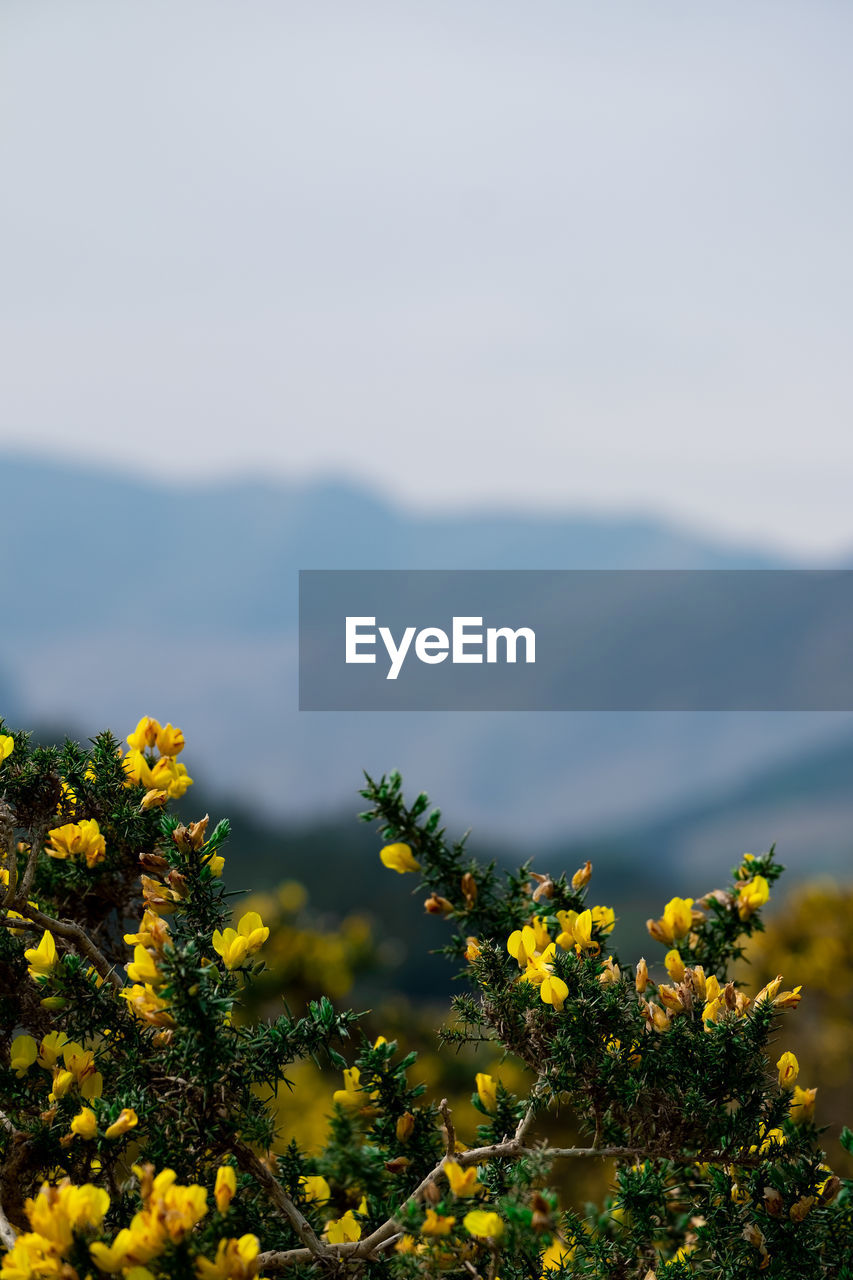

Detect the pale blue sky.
[{"left": 2, "top": 1, "right": 853, "bottom": 554}]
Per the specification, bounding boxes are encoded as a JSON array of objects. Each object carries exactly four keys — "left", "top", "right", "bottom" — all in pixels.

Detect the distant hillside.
[
  {"left": 0, "top": 453, "right": 783, "bottom": 636},
  {"left": 3, "top": 453, "right": 850, "bottom": 847}
]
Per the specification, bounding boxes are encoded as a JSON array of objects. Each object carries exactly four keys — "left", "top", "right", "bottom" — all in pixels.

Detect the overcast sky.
[{"left": 2, "top": 1, "right": 853, "bottom": 555}]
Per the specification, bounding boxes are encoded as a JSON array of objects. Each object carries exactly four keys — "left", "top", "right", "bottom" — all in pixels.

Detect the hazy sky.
[{"left": 3, "top": 1, "right": 853, "bottom": 555}]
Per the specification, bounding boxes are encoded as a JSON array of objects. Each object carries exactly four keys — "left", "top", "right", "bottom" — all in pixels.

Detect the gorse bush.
[{"left": 0, "top": 720, "right": 851, "bottom": 1280}]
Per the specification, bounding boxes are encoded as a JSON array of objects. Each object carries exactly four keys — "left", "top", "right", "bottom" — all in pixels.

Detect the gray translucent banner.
[{"left": 298, "top": 570, "right": 853, "bottom": 711}]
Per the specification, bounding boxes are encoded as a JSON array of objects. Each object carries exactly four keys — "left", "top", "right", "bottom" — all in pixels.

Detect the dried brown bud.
[
  {"left": 763, "top": 1187, "right": 784, "bottom": 1217},
  {"left": 530, "top": 873, "right": 555, "bottom": 902},
  {"left": 166, "top": 870, "right": 189, "bottom": 899},
  {"left": 658, "top": 984, "right": 685, "bottom": 1013},
  {"left": 171, "top": 823, "right": 192, "bottom": 853},
  {"left": 152, "top": 1029, "right": 174, "bottom": 1049},
  {"left": 424, "top": 894, "right": 454, "bottom": 916},
  {"left": 646, "top": 918, "right": 668, "bottom": 944},
  {"left": 723, "top": 981, "right": 738, "bottom": 1010},
  {"left": 395, "top": 1112, "right": 415, "bottom": 1142},
  {"left": 187, "top": 815, "right": 210, "bottom": 849},
  {"left": 139, "top": 852, "right": 170, "bottom": 875},
  {"left": 460, "top": 872, "right": 478, "bottom": 908},
  {"left": 140, "top": 788, "right": 169, "bottom": 811},
  {"left": 530, "top": 1192, "right": 553, "bottom": 1232},
  {"left": 423, "top": 1181, "right": 441, "bottom": 1206},
  {"left": 789, "top": 1195, "right": 815, "bottom": 1222},
  {"left": 571, "top": 860, "right": 592, "bottom": 891},
  {"left": 384, "top": 1156, "right": 411, "bottom": 1175},
  {"left": 819, "top": 1175, "right": 841, "bottom": 1204}
]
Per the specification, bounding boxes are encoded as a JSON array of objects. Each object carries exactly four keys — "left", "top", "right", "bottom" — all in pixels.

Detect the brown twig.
[
  {"left": 230, "top": 1138, "right": 330, "bottom": 1261},
  {"left": 6, "top": 902, "right": 123, "bottom": 990},
  {"left": 256, "top": 1134, "right": 795, "bottom": 1273},
  {"left": 439, "top": 1098, "right": 456, "bottom": 1156}
]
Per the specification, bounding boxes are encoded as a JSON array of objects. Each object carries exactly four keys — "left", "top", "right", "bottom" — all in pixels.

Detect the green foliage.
[{"left": 0, "top": 725, "right": 850, "bottom": 1279}]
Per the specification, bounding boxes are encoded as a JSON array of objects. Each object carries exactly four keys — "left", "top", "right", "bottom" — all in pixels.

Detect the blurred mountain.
[{"left": 3, "top": 452, "right": 851, "bottom": 847}]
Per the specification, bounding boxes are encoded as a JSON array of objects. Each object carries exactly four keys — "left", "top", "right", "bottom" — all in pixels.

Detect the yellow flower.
[
  {"left": 702, "top": 996, "right": 723, "bottom": 1027},
  {"left": 590, "top": 905, "right": 615, "bottom": 935},
  {"left": 196, "top": 1234, "right": 259, "bottom": 1280},
  {"left": 464, "top": 936, "right": 481, "bottom": 963},
  {"left": 332, "top": 1067, "right": 364, "bottom": 1109},
  {"left": 444, "top": 1161, "right": 480, "bottom": 1198},
  {"left": 776, "top": 1051, "right": 799, "bottom": 1089},
  {"left": 120, "top": 982, "right": 176, "bottom": 1028},
  {"left": 664, "top": 950, "right": 685, "bottom": 982},
  {"left": 325, "top": 1210, "right": 361, "bottom": 1243},
  {"left": 421, "top": 1209, "right": 456, "bottom": 1236},
  {"left": 25, "top": 1179, "right": 110, "bottom": 1249},
  {"left": 789, "top": 1085, "right": 817, "bottom": 1124},
  {"left": 475, "top": 1073, "right": 498, "bottom": 1113},
  {"left": 38, "top": 1031, "right": 69, "bottom": 1069},
  {"left": 63, "top": 1042, "right": 103, "bottom": 1099},
  {"left": 149, "top": 755, "right": 193, "bottom": 799},
  {"left": 126, "top": 945, "right": 164, "bottom": 987},
  {"left": 151, "top": 1170, "right": 209, "bottom": 1241},
  {"left": 215, "top": 1166, "right": 237, "bottom": 1213},
  {"left": 508, "top": 925, "right": 539, "bottom": 967},
  {"left": 124, "top": 909, "right": 171, "bottom": 953},
  {"left": 212, "top": 911, "right": 269, "bottom": 970},
  {"left": 123, "top": 748, "right": 155, "bottom": 789},
  {"left": 70, "top": 1107, "right": 98, "bottom": 1140},
  {"left": 379, "top": 842, "right": 421, "bottom": 874},
  {"left": 540, "top": 973, "right": 569, "bottom": 1011},
  {"left": 0, "top": 733, "right": 13, "bottom": 761},
  {"left": 105, "top": 1107, "right": 138, "bottom": 1139},
  {"left": 25, "top": 929, "right": 58, "bottom": 979},
  {"left": 10, "top": 1034, "right": 38, "bottom": 1076},
  {"left": 156, "top": 722, "right": 185, "bottom": 757},
  {"left": 46, "top": 819, "right": 106, "bottom": 868},
  {"left": 737, "top": 875, "right": 770, "bottom": 920},
  {"left": 541, "top": 1237, "right": 575, "bottom": 1272},
  {"left": 299, "top": 1174, "right": 331, "bottom": 1203},
  {"left": 463, "top": 1209, "right": 504, "bottom": 1240},
  {"left": 663, "top": 897, "right": 693, "bottom": 941},
  {"left": 127, "top": 717, "right": 162, "bottom": 751},
  {"left": 635, "top": 957, "right": 649, "bottom": 993}
]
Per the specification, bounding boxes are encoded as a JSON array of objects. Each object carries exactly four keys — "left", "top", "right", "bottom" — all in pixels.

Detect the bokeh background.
[{"left": 2, "top": 0, "right": 852, "bottom": 1166}]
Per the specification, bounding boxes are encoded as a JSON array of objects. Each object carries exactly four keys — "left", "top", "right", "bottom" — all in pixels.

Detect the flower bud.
[
  {"left": 140, "top": 789, "right": 169, "bottom": 811},
  {"left": 166, "top": 870, "right": 189, "bottom": 899},
  {"left": 105, "top": 1107, "right": 138, "bottom": 1140},
  {"left": 425, "top": 894, "right": 454, "bottom": 916},
  {"left": 139, "top": 852, "right": 170, "bottom": 875},
  {"left": 571, "top": 861, "right": 592, "bottom": 891},
  {"left": 789, "top": 1195, "right": 815, "bottom": 1222},
  {"left": 635, "top": 958, "right": 649, "bottom": 994},
  {"left": 763, "top": 1187, "right": 783, "bottom": 1217},
  {"left": 188, "top": 815, "right": 210, "bottom": 849},
  {"left": 461, "top": 872, "right": 478, "bottom": 907},
  {"left": 395, "top": 1112, "right": 415, "bottom": 1143}
]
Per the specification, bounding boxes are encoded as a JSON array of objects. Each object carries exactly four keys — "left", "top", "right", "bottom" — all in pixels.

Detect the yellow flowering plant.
[{"left": 0, "top": 728, "right": 851, "bottom": 1279}]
